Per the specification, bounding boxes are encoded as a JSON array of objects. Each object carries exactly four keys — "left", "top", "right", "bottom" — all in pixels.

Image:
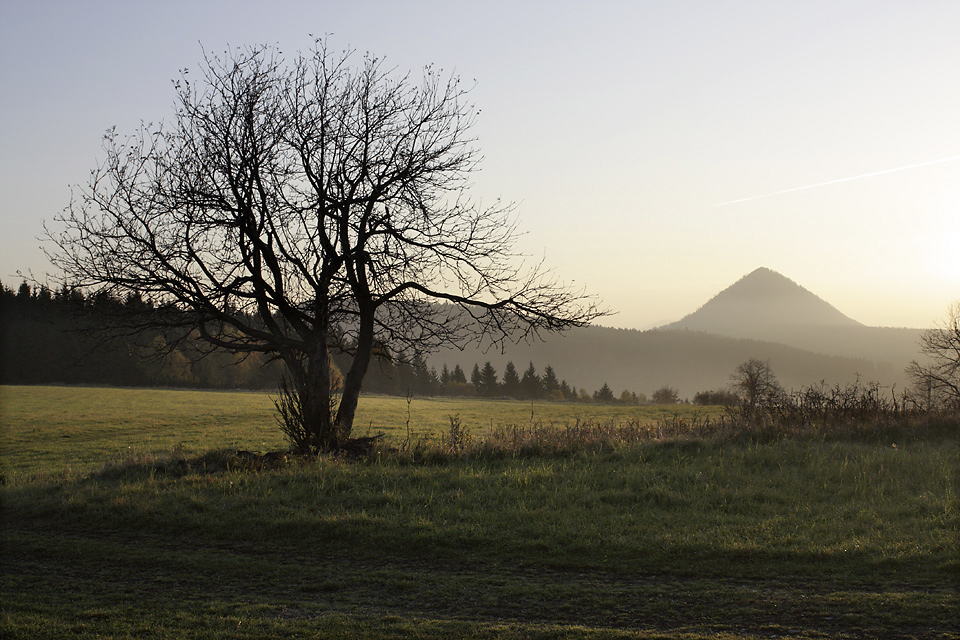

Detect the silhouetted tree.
[
  {"left": 541, "top": 364, "right": 560, "bottom": 399},
  {"left": 470, "top": 363, "right": 482, "bottom": 392},
  {"left": 520, "top": 361, "right": 542, "bottom": 399},
  {"left": 593, "top": 382, "right": 615, "bottom": 403},
  {"left": 907, "top": 301, "right": 960, "bottom": 410},
  {"left": 45, "top": 42, "right": 601, "bottom": 451},
  {"left": 730, "top": 359, "right": 782, "bottom": 412},
  {"left": 409, "top": 353, "right": 434, "bottom": 395}
]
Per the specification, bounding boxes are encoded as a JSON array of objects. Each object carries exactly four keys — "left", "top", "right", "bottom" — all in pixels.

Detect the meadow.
[{"left": 1, "top": 385, "right": 957, "bottom": 639}]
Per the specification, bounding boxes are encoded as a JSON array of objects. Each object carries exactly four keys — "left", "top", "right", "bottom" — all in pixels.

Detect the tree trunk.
[
  {"left": 335, "top": 306, "right": 375, "bottom": 439},
  {"left": 305, "top": 341, "right": 335, "bottom": 449},
  {"left": 284, "top": 338, "right": 336, "bottom": 452}
]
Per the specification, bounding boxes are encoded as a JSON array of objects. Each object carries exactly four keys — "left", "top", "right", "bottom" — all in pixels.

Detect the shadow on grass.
[{"left": 3, "top": 522, "right": 956, "bottom": 640}]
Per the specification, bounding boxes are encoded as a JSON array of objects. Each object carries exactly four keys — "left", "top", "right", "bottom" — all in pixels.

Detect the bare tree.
[
  {"left": 907, "top": 301, "right": 960, "bottom": 410},
  {"left": 46, "top": 42, "right": 602, "bottom": 451},
  {"left": 731, "top": 359, "right": 782, "bottom": 412}
]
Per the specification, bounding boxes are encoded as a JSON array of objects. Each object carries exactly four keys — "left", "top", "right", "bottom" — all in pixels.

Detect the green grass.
[
  {"left": 2, "top": 385, "right": 958, "bottom": 639},
  {"left": 0, "top": 385, "right": 721, "bottom": 477},
  {"left": 1, "top": 385, "right": 286, "bottom": 477}
]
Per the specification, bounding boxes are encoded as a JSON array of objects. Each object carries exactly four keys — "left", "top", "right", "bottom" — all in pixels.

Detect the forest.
[{"left": 0, "top": 280, "right": 650, "bottom": 403}]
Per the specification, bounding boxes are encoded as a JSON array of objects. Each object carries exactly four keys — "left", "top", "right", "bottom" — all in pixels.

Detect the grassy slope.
[{"left": 2, "top": 386, "right": 958, "bottom": 639}]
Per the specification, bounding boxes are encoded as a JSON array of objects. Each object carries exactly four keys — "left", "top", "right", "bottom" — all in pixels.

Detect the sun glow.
[
  {"left": 934, "top": 233, "right": 960, "bottom": 285},
  {"left": 928, "top": 191, "right": 960, "bottom": 287}
]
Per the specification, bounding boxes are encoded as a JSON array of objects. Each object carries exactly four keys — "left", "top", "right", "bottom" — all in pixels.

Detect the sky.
[{"left": 2, "top": 0, "right": 958, "bottom": 330}]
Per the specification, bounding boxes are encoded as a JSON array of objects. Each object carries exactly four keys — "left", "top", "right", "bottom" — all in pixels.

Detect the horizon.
[{"left": 2, "top": 1, "right": 958, "bottom": 330}]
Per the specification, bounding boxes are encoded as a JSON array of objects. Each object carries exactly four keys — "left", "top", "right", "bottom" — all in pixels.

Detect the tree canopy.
[{"left": 46, "top": 41, "right": 602, "bottom": 451}]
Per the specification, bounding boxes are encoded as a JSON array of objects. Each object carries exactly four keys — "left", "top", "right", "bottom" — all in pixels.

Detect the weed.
[{"left": 444, "top": 414, "right": 472, "bottom": 452}]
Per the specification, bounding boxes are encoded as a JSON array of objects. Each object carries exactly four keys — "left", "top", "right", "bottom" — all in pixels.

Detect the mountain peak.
[{"left": 664, "top": 268, "right": 861, "bottom": 337}]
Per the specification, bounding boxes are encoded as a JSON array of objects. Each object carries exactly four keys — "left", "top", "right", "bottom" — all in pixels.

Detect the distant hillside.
[
  {"left": 664, "top": 267, "right": 861, "bottom": 333},
  {"left": 661, "top": 267, "right": 920, "bottom": 364},
  {"left": 429, "top": 325, "right": 907, "bottom": 400},
  {"left": 429, "top": 268, "right": 921, "bottom": 398}
]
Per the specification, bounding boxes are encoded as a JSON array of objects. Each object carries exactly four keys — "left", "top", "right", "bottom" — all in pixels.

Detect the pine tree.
[
  {"left": 501, "top": 361, "right": 521, "bottom": 398},
  {"left": 542, "top": 364, "right": 560, "bottom": 399},
  {"left": 520, "top": 361, "right": 542, "bottom": 399},
  {"left": 594, "top": 383, "right": 615, "bottom": 403},
  {"left": 411, "top": 353, "right": 433, "bottom": 395},
  {"left": 470, "top": 363, "right": 482, "bottom": 392},
  {"left": 440, "top": 364, "right": 451, "bottom": 386},
  {"left": 479, "top": 361, "right": 499, "bottom": 397}
]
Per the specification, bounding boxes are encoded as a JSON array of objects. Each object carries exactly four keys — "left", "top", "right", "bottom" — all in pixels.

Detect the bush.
[
  {"left": 693, "top": 389, "right": 738, "bottom": 406},
  {"left": 652, "top": 386, "right": 679, "bottom": 405},
  {"left": 721, "top": 378, "right": 955, "bottom": 442}
]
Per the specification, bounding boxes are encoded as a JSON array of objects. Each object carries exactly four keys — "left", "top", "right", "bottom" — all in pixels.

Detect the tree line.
[
  {"left": 1, "top": 280, "right": 642, "bottom": 403},
  {"left": 10, "top": 279, "right": 954, "bottom": 410},
  {"left": 0, "top": 280, "right": 282, "bottom": 388},
  {"left": 0, "top": 280, "right": 466, "bottom": 395}
]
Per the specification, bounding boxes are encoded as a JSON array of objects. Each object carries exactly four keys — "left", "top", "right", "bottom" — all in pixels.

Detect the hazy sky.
[{"left": 2, "top": 1, "right": 958, "bottom": 329}]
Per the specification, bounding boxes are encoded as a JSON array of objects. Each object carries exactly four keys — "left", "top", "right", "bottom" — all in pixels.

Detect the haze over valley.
[{"left": 431, "top": 268, "right": 921, "bottom": 397}]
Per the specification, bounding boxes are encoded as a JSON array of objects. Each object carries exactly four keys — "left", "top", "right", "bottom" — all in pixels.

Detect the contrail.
[{"left": 714, "top": 154, "right": 960, "bottom": 207}]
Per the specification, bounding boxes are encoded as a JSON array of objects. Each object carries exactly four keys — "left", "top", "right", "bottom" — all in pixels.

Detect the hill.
[
  {"left": 429, "top": 325, "right": 906, "bottom": 399},
  {"left": 430, "top": 268, "right": 921, "bottom": 398},
  {"left": 660, "top": 267, "right": 920, "bottom": 364},
  {"left": 664, "top": 267, "right": 860, "bottom": 333}
]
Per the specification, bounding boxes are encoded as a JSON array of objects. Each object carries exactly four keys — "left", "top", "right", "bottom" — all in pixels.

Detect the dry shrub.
[
  {"left": 435, "top": 413, "right": 734, "bottom": 459},
  {"left": 398, "top": 381, "right": 957, "bottom": 461},
  {"left": 723, "top": 379, "right": 958, "bottom": 442}
]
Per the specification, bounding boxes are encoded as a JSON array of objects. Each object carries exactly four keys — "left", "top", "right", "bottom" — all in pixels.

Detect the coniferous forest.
[
  {"left": 0, "top": 280, "right": 279, "bottom": 389},
  {"left": 1, "top": 281, "right": 637, "bottom": 401}
]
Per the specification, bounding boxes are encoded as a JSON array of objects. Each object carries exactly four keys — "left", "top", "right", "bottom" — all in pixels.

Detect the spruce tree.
[
  {"left": 501, "top": 361, "right": 521, "bottom": 398},
  {"left": 594, "top": 383, "right": 615, "bottom": 403},
  {"left": 542, "top": 365, "right": 560, "bottom": 398},
  {"left": 479, "top": 361, "right": 499, "bottom": 397},
  {"left": 520, "top": 361, "right": 542, "bottom": 399},
  {"left": 470, "top": 363, "right": 482, "bottom": 393}
]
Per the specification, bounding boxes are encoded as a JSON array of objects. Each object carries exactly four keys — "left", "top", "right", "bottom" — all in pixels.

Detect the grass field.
[
  {"left": 0, "top": 385, "right": 723, "bottom": 477},
  {"left": 2, "top": 385, "right": 958, "bottom": 639}
]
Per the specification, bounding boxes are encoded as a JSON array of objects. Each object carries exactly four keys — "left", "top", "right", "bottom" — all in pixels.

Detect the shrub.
[
  {"left": 693, "top": 389, "right": 738, "bottom": 406},
  {"left": 652, "top": 386, "right": 679, "bottom": 405}
]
